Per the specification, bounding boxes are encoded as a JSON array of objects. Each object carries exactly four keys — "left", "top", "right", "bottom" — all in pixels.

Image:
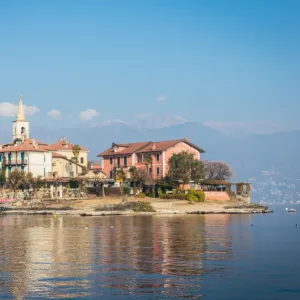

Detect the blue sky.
[{"left": 0, "top": 0, "right": 299, "bottom": 133}]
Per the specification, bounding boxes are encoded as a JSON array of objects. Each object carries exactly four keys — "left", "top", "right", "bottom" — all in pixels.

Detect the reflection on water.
[{"left": 0, "top": 214, "right": 253, "bottom": 299}]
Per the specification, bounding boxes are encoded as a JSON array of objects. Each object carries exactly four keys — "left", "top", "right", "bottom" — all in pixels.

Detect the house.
[
  {"left": 98, "top": 138, "right": 205, "bottom": 181},
  {"left": 0, "top": 138, "right": 52, "bottom": 178},
  {"left": 51, "top": 152, "right": 84, "bottom": 178},
  {"left": 0, "top": 96, "right": 88, "bottom": 179},
  {"left": 50, "top": 137, "right": 88, "bottom": 168}
]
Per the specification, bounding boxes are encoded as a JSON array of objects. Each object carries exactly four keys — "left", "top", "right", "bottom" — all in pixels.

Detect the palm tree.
[
  {"left": 129, "top": 166, "right": 138, "bottom": 196},
  {"left": 143, "top": 153, "right": 152, "bottom": 174},
  {"left": 72, "top": 145, "right": 81, "bottom": 177},
  {"left": 114, "top": 167, "right": 126, "bottom": 200}
]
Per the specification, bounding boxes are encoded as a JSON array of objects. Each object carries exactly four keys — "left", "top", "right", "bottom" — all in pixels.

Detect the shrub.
[
  {"left": 136, "top": 193, "right": 145, "bottom": 198},
  {"left": 95, "top": 202, "right": 136, "bottom": 211},
  {"left": 188, "top": 194, "right": 199, "bottom": 202},
  {"left": 133, "top": 201, "right": 155, "bottom": 212},
  {"left": 188, "top": 189, "right": 205, "bottom": 202},
  {"left": 159, "top": 193, "right": 188, "bottom": 200},
  {"left": 123, "top": 187, "right": 131, "bottom": 195}
]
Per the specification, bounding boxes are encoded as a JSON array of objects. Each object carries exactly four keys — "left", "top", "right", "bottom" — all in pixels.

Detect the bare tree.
[{"left": 204, "top": 161, "right": 233, "bottom": 181}]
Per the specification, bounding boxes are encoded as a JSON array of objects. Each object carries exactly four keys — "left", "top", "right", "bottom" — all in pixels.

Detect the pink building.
[{"left": 98, "top": 138, "right": 205, "bottom": 181}]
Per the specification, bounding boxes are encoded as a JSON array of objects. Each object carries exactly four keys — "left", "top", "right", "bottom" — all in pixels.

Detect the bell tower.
[{"left": 13, "top": 95, "right": 30, "bottom": 142}]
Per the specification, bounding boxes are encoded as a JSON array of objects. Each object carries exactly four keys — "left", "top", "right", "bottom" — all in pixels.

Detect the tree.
[
  {"left": 143, "top": 153, "right": 152, "bottom": 174},
  {"left": 7, "top": 169, "right": 26, "bottom": 198},
  {"left": 168, "top": 151, "right": 205, "bottom": 188},
  {"left": 204, "top": 161, "right": 233, "bottom": 181},
  {"left": 72, "top": 144, "right": 81, "bottom": 176},
  {"left": 114, "top": 167, "right": 126, "bottom": 200},
  {"left": 129, "top": 166, "right": 138, "bottom": 195},
  {"left": 24, "top": 172, "right": 42, "bottom": 199},
  {"left": 0, "top": 156, "right": 7, "bottom": 188}
]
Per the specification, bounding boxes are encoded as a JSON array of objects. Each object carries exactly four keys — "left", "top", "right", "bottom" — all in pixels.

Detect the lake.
[{"left": 0, "top": 208, "right": 300, "bottom": 299}]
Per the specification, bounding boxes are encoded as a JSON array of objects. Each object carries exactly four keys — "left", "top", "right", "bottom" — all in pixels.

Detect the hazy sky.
[{"left": 0, "top": 0, "right": 299, "bottom": 133}]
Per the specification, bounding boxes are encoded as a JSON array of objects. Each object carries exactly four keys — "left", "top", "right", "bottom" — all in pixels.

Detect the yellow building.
[
  {"left": 50, "top": 137, "right": 88, "bottom": 168},
  {"left": 51, "top": 152, "right": 84, "bottom": 178}
]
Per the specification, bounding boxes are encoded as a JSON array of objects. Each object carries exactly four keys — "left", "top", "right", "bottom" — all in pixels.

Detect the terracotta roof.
[
  {"left": 98, "top": 141, "right": 151, "bottom": 156},
  {"left": 52, "top": 152, "right": 67, "bottom": 158},
  {"left": 98, "top": 139, "right": 205, "bottom": 157},
  {"left": 2, "top": 139, "right": 48, "bottom": 147},
  {"left": 90, "top": 165, "right": 102, "bottom": 170},
  {"left": 50, "top": 138, "right": 88, "bottom": 152},
  {"left": 0, "top": 138, "right": 52, "bottom": 153},
  {"left": 137, "top": 139, "right": 205, "bottom": 153}
]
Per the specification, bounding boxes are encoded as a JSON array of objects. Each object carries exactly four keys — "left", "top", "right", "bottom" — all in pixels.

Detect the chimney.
[{"left": 151, "top": 143, "right": 156, "bottom": 150}]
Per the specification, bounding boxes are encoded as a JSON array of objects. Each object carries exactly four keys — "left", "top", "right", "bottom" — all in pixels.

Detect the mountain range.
[{"left": 1, "top": 121, "right": 299, "bottom": 181}]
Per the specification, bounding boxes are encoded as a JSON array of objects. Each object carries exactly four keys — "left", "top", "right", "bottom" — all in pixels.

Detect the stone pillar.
[{"left": 59, "top": 185, "right": 63, "bottom": 198}]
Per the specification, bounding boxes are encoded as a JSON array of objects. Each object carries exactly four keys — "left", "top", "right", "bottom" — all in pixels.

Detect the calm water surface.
[{"left": 0, "top": 208, "right": 300, "bottom": 299}]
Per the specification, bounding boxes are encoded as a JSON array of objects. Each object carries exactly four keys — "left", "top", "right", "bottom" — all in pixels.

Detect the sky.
[{"left": 0, "top": 0, "right": 300, "bottom": 134}]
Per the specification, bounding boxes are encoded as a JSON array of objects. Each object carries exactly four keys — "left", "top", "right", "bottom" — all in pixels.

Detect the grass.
[
  {"left": 132, "top": 201, "right": 155, "bottom": 212},
  {"left": 224, "top": 203, "right": 268, "bottom": 210},
  {"left": 94, "top": 201, "right": 156, "bottom": 213}
]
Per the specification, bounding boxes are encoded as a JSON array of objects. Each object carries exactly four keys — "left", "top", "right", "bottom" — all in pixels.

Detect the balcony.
[{"left": 4, "top": 159, "right": 28, "bottom": 166}]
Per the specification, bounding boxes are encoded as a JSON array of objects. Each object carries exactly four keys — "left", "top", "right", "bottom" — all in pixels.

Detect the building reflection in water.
[{"left": 0, "top": 214, "right": 253, "bottom": 299}]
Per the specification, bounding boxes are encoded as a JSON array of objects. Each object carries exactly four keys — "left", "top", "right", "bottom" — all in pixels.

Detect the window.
[
  {"left": 149, "top": 167, "right": 152, "bottom": 174},
  {"left": 110, "top": 157, "right": 113, "bottom": 165},
  {"left": 117, "top": 156, "right": 121, "bottom": 167},
  {"left": 80, "top": 157, "right": 84, "bottom": 164},
  {"left": 0, "top": 155, "right": 2, "bottom": 162},
  {"left": 141, "top": 154, "right": 144, "bottom": 162},
  {"left": 156, "top": 167, "right": 160, "bottom": 176},
  {"left": 110, "top": 170, "right": 113, "bottom": 178},
  {"left": 156, "top": 153, "right": 160, "bottom": 162},
  {"left": 124, "top": 156, "right": 127, "bottom": 167}
]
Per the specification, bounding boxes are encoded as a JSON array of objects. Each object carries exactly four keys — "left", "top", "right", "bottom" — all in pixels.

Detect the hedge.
[
  {"left": 188, "top": 189, "right": 205, "bottom": 202},
  {"left": 159, "top": 194, "right": 188, "bottom": 200}
]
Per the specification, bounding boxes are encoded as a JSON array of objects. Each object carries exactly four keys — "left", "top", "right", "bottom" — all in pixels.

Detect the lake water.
[{"left": 0, "top": 208, "right": 300, "bottom": 299}]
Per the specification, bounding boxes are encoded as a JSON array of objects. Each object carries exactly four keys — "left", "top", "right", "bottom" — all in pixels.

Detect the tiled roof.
[
  {"left": 98, "top": 139, "right": 205, "bottom": 157},
  {"left": 50, "top": 138, "right": 88, "bottom": 151},
  {"left": 52, "top": 152, "right": 67, "bottom": 158},
  {"left": 0, "top": 138, "right": 52, "bottom": 153},
  {"left": 98, "top": 141, "right": 151, "bottom": 156},
  {"left": 90, "top": 165, "right": 102, "bottom": 170},
  {"left": 137, "top": 139, "right": 205, "bottom": 153}
]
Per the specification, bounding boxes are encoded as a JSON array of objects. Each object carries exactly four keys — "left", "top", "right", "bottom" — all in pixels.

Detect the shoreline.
[
  {"left": 1, "top": 207, "right": 272, "bottom": 216},
  {"left": 0, "top": 198, "right": 273, "bottom": 216}
]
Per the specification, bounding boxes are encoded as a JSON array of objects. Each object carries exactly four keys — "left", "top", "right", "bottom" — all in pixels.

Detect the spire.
[{"left": 16, "top": 95, "right": 26, "bottom": 121}]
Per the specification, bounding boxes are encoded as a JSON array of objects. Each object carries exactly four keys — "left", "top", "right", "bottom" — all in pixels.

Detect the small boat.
[{"left": 288, "top": 208, "right": 296, "bottom": 212}]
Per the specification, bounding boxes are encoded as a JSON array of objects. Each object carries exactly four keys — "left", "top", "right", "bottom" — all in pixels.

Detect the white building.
[{"left": 0, "top": 96, "right": 88, "bottom": 178}]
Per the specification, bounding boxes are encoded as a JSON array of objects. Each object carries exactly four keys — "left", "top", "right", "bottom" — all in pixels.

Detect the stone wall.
[{"left": 0, "top": 187, "right": 86, "bottom": 203}]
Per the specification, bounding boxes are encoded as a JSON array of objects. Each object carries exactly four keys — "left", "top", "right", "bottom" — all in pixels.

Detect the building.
[
  {"left": 51, "top": 152, "right": 84, "bottom": 178},
  {"left": 50, "top": 137, "right": 88, "bottom": 168},
  {"left": 0, "top": 96, "right": 88, "bottom": 178},
  {"left": 98, "top": 139, "right": 205, "bottom": 181}
]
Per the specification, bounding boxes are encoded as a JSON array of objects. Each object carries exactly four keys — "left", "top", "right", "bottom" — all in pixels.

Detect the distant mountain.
[{"left": 1, "top": 122, "right": 300, "bottom": 181}]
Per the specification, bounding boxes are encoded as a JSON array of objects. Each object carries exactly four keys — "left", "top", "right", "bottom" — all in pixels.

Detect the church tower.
[{"left": 13, "top": 95, "right": 30, "bottom": 142}]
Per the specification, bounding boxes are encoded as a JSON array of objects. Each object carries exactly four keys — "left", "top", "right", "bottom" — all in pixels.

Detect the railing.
[{"left": 4, "top": 159, "right": 28, "bottom": 165}]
